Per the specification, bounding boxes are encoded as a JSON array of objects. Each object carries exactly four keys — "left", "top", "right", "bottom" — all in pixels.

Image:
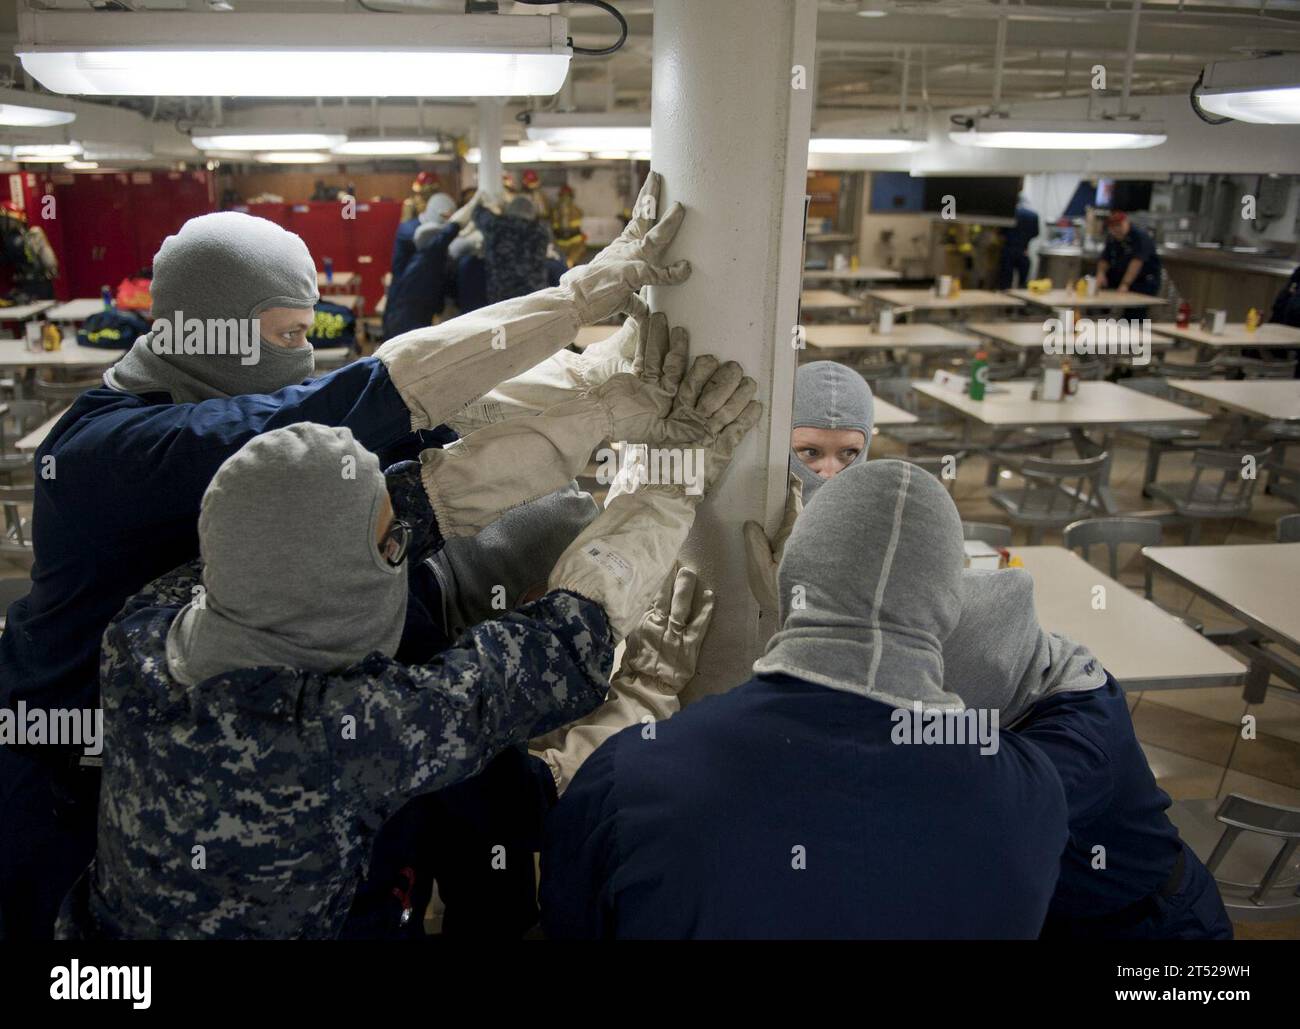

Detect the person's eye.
[{"left": 843, "top": 449, "right": 861, "bottom": 461}]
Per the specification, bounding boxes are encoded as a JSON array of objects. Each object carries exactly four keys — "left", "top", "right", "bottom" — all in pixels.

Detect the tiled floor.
[{"left": 872, "top": 391, "right": 1300, "bottom": 938}]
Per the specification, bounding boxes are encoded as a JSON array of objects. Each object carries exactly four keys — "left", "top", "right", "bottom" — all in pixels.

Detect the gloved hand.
[
  {"left": 622, "top": 563, "right": 715, "bottom": 691},
  {"left": 592, "top": 314, "right": 755, "bottom": 446},
  {"left": 528, "top": 562, "right": 714, "bottom": 793},
  {"left": 548, "top": 396, "right": 761, "bottom": 640},
  {"left": 448, "top": 190, "right": 481, "bottom": 228},
  {"left": 743, "top": 473, "right": 803, "bottom": 615},
  {"left": 559, "top": 171, "right": 691, "bottom": 324}
]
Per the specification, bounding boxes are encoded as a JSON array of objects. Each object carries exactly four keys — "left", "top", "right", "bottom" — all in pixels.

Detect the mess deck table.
[{"left": 1013, "top": 545, "right": 1244, "bottom": 692}]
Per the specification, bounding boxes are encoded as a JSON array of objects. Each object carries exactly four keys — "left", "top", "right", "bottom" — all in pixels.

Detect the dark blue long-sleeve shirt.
[{"left": 540, "top": 672, "right": 1069, "bottom": 939}]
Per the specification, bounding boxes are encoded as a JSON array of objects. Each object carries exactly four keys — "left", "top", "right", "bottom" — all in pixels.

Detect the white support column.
[
  {"left": 648, "top": 0, "right": 817, "bottom": 699},
  {"left": 476, "top": 98, "right": 503, "bottom": 199}
]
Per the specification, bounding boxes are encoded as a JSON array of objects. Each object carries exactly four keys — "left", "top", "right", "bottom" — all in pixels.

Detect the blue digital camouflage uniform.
[
  {"left": 473, "top": 206, "right": 550, "bottom": 305},
  {"left": 55, "top": 560, "right": 612, "bottom": 940}
]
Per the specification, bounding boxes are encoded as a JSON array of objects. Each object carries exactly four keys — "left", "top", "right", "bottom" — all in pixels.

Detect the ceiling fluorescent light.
[
  {"left": 192, "top": 131, "right": 347, "bottom": 152},
  {"left": 13, "top": 142, "right": 82, "bottom": 161},
  {"left": 0, "top": 87, "right": 76, "bottom": 127},
  {"left": 1196, "top": 53, "right": 1300, "bottom": 124},
  {"left": 80, "top": 141, "right": 152, "bottom": 162},
  {"left": 949, "top": 117, "right": 1166, "bottom": 150},
  {"left": 332, "top": 139, "right": 441, "bottom": 157},
  {"left": 810, "top": 135, "right": 926, "bottom": 154},
  {"left": 526, "top": 112, "right": 651, "bottom": 152},
  {"left": 17, "top": 10, "right": 571, "bottom": 98},
  {"left": 256, "top": 151, "right": 333, "bottom": 164}
]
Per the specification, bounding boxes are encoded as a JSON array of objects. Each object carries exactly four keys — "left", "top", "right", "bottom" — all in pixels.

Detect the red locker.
[
  {"left": 131, "top": 170, "right": 216, "bottom": 269},
  {"left": 57, "top": 173, "right": 138, "bottom": 301},
  {"left": 285, "top": 202, "right": 355, "bottom": 282},
  {"left": 350, "top": 200, "right": 403, "bottom": 311}
]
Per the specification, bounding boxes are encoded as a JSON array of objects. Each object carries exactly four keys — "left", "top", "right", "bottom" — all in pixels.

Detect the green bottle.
[{"left": 969, "top": 349, "right": 988, "bottom": 401}]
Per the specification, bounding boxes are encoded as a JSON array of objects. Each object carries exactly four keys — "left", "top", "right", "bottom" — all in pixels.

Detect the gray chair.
[
  {"left": 33, "top": 375, "right": 97, "bottom": 410},
  {"left": 0, "top": 576, "right": 30, "bottom": 631},
  {"left": 1278, "top": 513, "right": 1300, "bottom": 543},
  {"left": 1169, "top": 794, "right": 1300, "bottom": 923},
  {"left": 1063, "top": 516, "right": 1163, "bottom": 597},
  {"left": 962, "top": 521, "right": 1012, "bottom": 547},
  {"left": 871, "top": 377, "right": 964, "bottom": 453},
  {"left": 0, "top": 484, "right": 35, "bottom": 564},
  {"left": 1119, "top": 378, "right": 1208, "bottom": 493},
  {"left": 1147, "top": 446, "right": 1273, "bottom": 544},
  {"left": 990, "top": 451, "right": 1112, "bottom": 544},
  {"left": 1230, "top": 356, "right": 1298, "bottom": 380},
  {"left": 0, "top": 399, "right": 49, "bottom": 479}
]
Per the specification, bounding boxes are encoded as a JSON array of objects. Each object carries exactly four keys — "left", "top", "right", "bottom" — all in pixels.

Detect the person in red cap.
[
  {"left": 400, "top": 170, "right": 442, "bottom": 223},
  {"left": 1096, "top": 210, "right": 1161, "bottom": 297}
]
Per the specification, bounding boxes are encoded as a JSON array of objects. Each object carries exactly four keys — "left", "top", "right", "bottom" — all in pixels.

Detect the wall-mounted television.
[{"left": 921, "top": 176, "right": 1021, "bottom": 219}]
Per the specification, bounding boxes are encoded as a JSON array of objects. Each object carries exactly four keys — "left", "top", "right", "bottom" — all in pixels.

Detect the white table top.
[
  {"left": 0, "top": 301, "right": 55, "bottom": 321},
  {"left": 805, "top": 323, "right": 980, "bottom": 351},
  {"left": 1005, "top": 288, "right": 1169, "bottom": 309},
  {"left": 0, "top": 339, "right": 119, "bottom": 369},
  {"left": 867, "top": 288, "right": 1026, "bottom": 311},
  {"left": 16, "top": 405, "right": 69, "bottom": 453},
  {"left": 803, "top": 267, "right": 901, "bottom": 283},
  {"left": 966, "top": 320, "right": 1174, "bottom": 352},
  {"left": 1152, "top": 322, "right": 1300, "bottom": 349},
  {"left": 317, "top": 271, "right": 358, "bottom": 288},
  {"left": 801, "top": 289, "right": 864, "bottom": 311},
  {"left": 1144, "top": 543, "right": 1300, "bottom": 653},
  {"left": 1014, "top": 546, "right": 1244, "bottom": 690},
  {"left": 45, "top": 299, "right": 107, "bottom": 322},
  {"left": 1167, "top": 378, "right": 1300, "bottom": 423},
  {"left": 911, "top": 379, "right": 1211, "bottom": 429},
  {"left": 870, "top": 397, "right": 916, "bottom": 427}
]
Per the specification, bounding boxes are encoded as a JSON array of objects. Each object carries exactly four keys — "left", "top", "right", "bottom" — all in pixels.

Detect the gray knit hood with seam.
[
  {"left": 790, "top": 360, "right": 875, "bottom": 499},
  {"left": 943, "top": 567, "right": 1108, "bottom": 726},
  {"left": 430, "top": 482, "right": 599, "bottom": 637},
  {"left": 105, "top": 211, "right": 320, "bottom": 404},
  {"left": 414, "top": 192, "right": 457, "bottom": 250},
  {"left": 754, "top": 459, "right": 966, "bottom": 710},
  {"left": 165, "top": 423, "right": 407, "bottom": 685}
]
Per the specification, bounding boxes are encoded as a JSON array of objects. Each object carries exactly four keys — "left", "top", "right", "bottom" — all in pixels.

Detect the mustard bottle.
[{"left": 1245, "top": 308, "right": 1260, "bottom": 332}]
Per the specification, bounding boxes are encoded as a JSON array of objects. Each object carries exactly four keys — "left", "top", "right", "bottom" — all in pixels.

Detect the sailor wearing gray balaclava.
[
  {"left": 541, "top": 460, "right": 1070, "bottom": 940},
  {"left": 789, "top": 360, "right": 874, "bottom": 500},
  {"left": 743, "top": 360, "right": 875, "bottom": 614},
  {"left": 942, "top": 567, "right": 1231, "bottom": 940},
  {"left": 166, "top": 424, "right": 408, "bottom": 684},
  {"left": 106, "top": 211, "right": 321, "bottom": 403},
  {"left": 413, "top": 192, "right": 457, "bottom": 251}
]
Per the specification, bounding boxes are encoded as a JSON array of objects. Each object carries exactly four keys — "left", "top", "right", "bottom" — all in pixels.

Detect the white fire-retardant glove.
[
  {"left": 558, "top": 172, "right": 690, "bottom": 324},
  {"left": 448, "top": 190, "right": 481, "bottom": 229},
  {"left": 530, "top": 563, "right": 714, "bottom": 794},
  {"left": 419, "top": 341, "right": 755, "bottom": 539},
  {"left": 743, "top": 473, "right": 803, "bottom": 616},
  {"left": 446, "top": 293, "right": 649, "bottom": 436},
  {"left": 375, "top": 172, "right": 688, "bottom": 433},
  {"left": 547, "top": 394, "right": 762, "bottom": 640}
]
